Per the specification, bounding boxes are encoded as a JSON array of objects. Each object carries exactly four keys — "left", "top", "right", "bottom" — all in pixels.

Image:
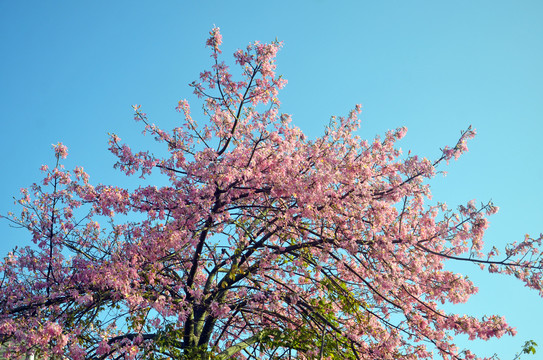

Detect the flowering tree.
[{"left": 1, "top": 28, "right": 542, "bottom": 360}]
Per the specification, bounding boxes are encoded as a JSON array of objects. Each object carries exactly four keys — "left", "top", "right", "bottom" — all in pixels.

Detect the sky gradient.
[{"left": 1, "top": 1, "right": 542, "bottom": 358}]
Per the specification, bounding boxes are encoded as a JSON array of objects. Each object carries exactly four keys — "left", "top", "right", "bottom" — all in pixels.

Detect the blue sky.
[{"left": 1, "top": 1, "right": 542, "bottom": 358}]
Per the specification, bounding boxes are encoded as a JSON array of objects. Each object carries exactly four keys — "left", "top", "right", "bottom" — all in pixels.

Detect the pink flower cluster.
[
  {"left": 52, "top": 142, "right": 68, "bottom": 159},
  {"left": 206, "top": 26, "right": 223, "bottom": 55}
]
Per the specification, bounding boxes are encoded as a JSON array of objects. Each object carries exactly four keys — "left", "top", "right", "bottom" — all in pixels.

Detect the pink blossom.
[
  {"left": 206, "top": 26, "right": 223, "bottom": 54},
  {"left": 52, "top": 142, "right": 68, "bottom": 159}
]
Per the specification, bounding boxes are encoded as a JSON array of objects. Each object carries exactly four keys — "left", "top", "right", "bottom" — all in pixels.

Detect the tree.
[{"left": 0, "top": 27, "right": 542, "bottom": 360}]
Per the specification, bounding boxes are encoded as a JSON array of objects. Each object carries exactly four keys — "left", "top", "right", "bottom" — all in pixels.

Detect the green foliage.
[
  {"left": 513, "top": 340, "right": 537, "bottom": 360},
  {"left": 257, "top": 326, "right": 358, "bottom": 360},
  {"left": 145, "top": 325, "right": 183, "bottom": 359},
  {"left": 521, "top": 340, "right": 537, "bottom": 355}
]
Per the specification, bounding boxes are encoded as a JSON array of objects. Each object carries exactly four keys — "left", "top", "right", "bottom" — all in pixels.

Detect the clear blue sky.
[{"left": 1, "top": 1, "right": 542, "bottom": 358}]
